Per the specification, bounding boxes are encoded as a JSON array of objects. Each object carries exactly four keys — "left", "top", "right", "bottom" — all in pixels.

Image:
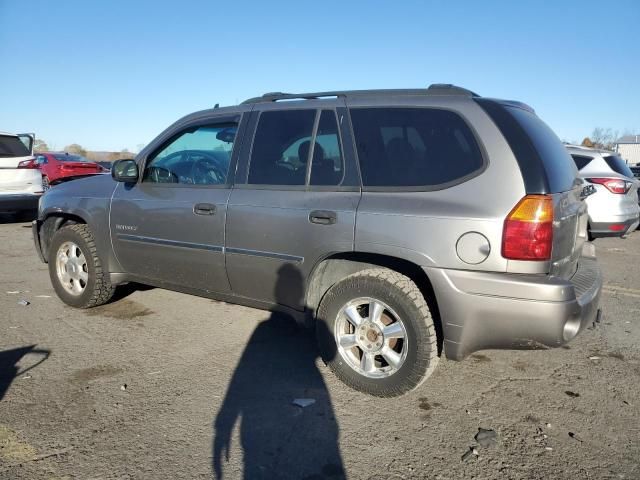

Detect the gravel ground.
[{"left": 1, "top": 215, "right": 639, "bottom": 480}]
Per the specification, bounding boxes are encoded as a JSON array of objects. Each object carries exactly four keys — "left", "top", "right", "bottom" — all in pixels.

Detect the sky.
[{"left": 1, "top": 0, "right": 638, "bottom": 152}]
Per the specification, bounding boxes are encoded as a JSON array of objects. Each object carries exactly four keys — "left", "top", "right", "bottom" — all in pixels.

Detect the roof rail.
[{"left": 241, "top": 84, "right": 479, "bottom": 104}]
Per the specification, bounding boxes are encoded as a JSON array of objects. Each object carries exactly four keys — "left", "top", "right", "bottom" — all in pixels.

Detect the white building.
[{"left": 615, "top": 135, "right": 640, "bottom": 165}]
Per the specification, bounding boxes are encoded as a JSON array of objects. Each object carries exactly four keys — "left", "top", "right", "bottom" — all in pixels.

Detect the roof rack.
[{"left": 241, "top": 83, "right": 478, "bottom": 104}]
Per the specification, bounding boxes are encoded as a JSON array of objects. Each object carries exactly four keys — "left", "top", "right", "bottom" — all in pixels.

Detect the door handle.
[
  {"left": 309, "top": 210, "right": 337, "bottom": 225},
  {"left": 193, "top": 203, "right": 217, "bottom": 215}
]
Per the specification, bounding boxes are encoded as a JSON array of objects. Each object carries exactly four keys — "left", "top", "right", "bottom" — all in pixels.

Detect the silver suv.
[
  {"left": 566, "top": 145, "right": 640, "bottom": 238},
  {"left": 33, "top": 84, "right": 602, "bottom": 397}
]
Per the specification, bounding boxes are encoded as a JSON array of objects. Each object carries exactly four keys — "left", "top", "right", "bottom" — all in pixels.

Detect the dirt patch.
[
  {"left": 0, "top": 425, "right": 36, "bottom": 463},
  {"left": 70, "top": 365, "right": 122, "bottom": 383},
  {"left": 85, "top": 299, "right": 154, "bottom": 320},
  {"left": 418, "top": 397, "right": 441, "bottom": 411},
  {"left": 471, "top": 354, "right": 491, "bottom": 362}
]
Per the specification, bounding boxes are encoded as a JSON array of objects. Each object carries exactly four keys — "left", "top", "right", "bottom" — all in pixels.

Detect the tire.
[
  {"left": 316, "top": 268, "right": 439, "bottom": 397},
  {"left": 48, "top": 224, "right": 115, "bottom": 308},
  {"left": 42, "top": 176, "right": 50, "bottom": 191}
]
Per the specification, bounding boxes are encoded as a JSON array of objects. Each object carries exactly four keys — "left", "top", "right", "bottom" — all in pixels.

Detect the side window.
[
  {"left": 36, "top": 155, "right": 47, "bottom": 165},
  {"left": 571, "top": 155, "right": 592, "bottom": 170},
  {"left": 310, "top": 110, "right": 344, "bottom": 186},
  {"left": 143, "top": 124, "right": 237, "bottom": 185},
  {"left": 248, "top": 110, "right": 316, "bottom": 185},
  {"left": 350, "top": 108, "right": 485, "bottom": 187}
]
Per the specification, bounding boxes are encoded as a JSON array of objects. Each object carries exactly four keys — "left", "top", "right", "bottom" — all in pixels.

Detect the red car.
[{"left": 19, "top": 152, "right": 107, "bottom": 188}]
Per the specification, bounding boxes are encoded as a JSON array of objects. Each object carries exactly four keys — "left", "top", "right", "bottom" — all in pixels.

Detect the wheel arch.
[
  {"left": 305, "top": 252, "right": 444, "bottom": 354},
  {"left": 39, "top": 212, "right": 88, "bottom": 262}
]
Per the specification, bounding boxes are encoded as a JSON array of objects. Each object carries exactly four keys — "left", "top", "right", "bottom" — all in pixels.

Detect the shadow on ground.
[
  {"left": 213, "top": 265, "right": 344, "bottom": 480},
  {"left": 0, "top": 345, "right": 50, "bottom": 401}
]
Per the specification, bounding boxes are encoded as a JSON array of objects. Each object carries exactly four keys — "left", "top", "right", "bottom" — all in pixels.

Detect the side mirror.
[{"left": 112, "top": 159, "right": 139, "bottom": 183}]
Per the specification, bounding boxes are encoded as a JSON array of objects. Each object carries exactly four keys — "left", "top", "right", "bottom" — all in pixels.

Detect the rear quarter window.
[
  {"left": 349, "top": 108, "right": 485, "bottom": 188},
  {"left": 504, "top": 106, "right": 578, "bottom": 193},
  {"left": 476, "top": 99, "right": 578, "bottom": 193},
  {"left": 571, "top": 155, "right": 593, "bottom": 170}
]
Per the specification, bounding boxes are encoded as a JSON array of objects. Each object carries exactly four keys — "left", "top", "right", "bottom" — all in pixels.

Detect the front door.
[
  {"left": 226, "top": 104, "right": 361, "bottom": 310},
  {"left": 110, "top": 118, "right": 241, "bottom": 294}
]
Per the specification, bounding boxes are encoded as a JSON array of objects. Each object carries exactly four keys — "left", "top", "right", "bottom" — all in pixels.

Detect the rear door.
[
  {"left": 110, "top": 115, "right": 243, "bottom": 293},
  {"left": 225, "top": 102, "right": 360, "bottom": 310}
]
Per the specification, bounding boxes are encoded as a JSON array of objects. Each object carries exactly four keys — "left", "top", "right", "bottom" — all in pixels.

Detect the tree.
[
  {"left": 64, "top": 143, "right": 87, "bottom": 156},
  {"left": 581, "top": 137, "right": 594, "bottom": 148},
  {"left": 34, "top": 139, "right": 49, "bottom": 152},
  {"left": 590, "top": 128, "right": 618, "bottom": 150}
]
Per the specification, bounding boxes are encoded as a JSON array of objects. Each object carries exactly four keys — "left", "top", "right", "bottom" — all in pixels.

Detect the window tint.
[
  {"left": 143, "top": 124, "right": 236, "bottom": 185},
  {"left": 571, "top": 155, "right": 593, "bottom": 170},
  {"left": 249, "top": 110, "right": 316, "bottom": 185},
  {"left": 0, "top": 135, "right": 30, "bottom": 158},
  {"left": 604, "top": 154, "right": 634, "bottom": 178},
  {"left": 310, "top": 110, "right": 344, "bottom": 186},
  {"left": 53, "top": 153, "right": 91, "bottom": 162},
  {"left": 350, "top": 108, "right": 484, "bottom": 187},
  {"left": 504, "top": 106, "right": 578, "bottom": 192}
]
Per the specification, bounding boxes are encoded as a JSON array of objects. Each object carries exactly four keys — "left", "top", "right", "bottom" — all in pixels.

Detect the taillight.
[
  {"left": 502, "top": 195, "right": 554, "bottom": 261},
  {"left": 587, "top": 178, "right": 630, "bottom": 194},
  {"left": 17, "top": 160, "right": 35, "bottom": 168}
]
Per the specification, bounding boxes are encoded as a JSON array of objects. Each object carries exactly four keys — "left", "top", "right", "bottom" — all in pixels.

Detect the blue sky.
[{"left": 1, "top": 0, "right": 638, "bottom": 152}]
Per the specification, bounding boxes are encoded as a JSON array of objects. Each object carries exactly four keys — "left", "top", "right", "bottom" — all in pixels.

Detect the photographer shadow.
[{"left": 213, "top": 264, "right": 344, "bottom": 480}]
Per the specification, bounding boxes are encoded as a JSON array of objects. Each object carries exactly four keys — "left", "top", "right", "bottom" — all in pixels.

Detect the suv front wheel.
[
  {"left": 316, "top": 268, "right": 439, "bottom": 397},
  {"left": 48, "top": 224, "right": 115, "bottom": 308}
]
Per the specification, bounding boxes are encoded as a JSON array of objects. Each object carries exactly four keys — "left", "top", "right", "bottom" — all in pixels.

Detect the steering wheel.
[
  {"left": 190, "top": 154, "right": 227, "bottom": 185},
  {"left": 147, "top": 166, "right": 178, "bottom": 183}
]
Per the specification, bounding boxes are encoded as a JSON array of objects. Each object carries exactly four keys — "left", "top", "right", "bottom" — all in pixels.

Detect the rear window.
[
  {"left": 350, "top": 108, "right": 484, "bottom": 187},
  {"left": 604, "top": 154, "right": 634, "bottom": 178},
  {"left": 54, "top": 154, "right": 90, "bottom": 162},
  {"left": 571, "top": 155, "right": 593, "bottom": 170},
  {"left": 0, "top": 135, "right": 30, "bottom": 158}
]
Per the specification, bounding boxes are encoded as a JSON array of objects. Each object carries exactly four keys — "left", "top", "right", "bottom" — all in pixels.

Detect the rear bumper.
[
  {"left": 425, "top": 246, "right": 602, "bottom": 361},
  {"left": 589, "top": 215, "right": 639, "bottom": 238},
  {"left": 0, "top": 193, "right": 40, "bottom": 212}
]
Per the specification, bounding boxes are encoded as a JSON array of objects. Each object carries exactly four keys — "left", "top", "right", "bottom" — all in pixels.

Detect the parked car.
[
  {"left": 566, "top": 145, "right": 640, "bottom": 238},
  {"left": 630, "top": 164, "right": 640, "bottom": 179},
  {"left": 33, "top": 84, "right": 602, "bottom": 397},
  {"left": 22, "top": 152, "right": 107, "bottom": 189},
  {"left": 0, "top": 132, "right": 43, "bottom": 217}
]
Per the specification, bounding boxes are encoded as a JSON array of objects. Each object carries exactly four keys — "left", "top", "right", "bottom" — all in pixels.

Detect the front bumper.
[
  {"left": 0, "top": 193, "right": 40, "bottom": 213},
  {"left": 425, "top": 247, "right": 602, "bottom": 361}
]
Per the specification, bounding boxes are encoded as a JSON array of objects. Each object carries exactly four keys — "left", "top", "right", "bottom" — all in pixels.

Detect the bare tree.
[
  {"left": 64, "top": 143, "right": 87, "bottom": 157},
  {"left": 34, "top": 139, "right": 49, "bottom": 152},
  {"left": 590, "top": 128, "right": 619, "bottom": 150}
]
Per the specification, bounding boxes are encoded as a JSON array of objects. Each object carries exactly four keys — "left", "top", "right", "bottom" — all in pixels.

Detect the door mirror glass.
[{"left": 112, "top": 159, "right": 139, "bottom": 182}]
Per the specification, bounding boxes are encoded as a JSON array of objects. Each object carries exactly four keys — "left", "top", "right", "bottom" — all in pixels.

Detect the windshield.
[
  {"left": 53, "top": 153, "right": 91, "bottom": 162},
  {"left": 604, "top": 154, "right": 634, "bottom": 178},
  {"left": 0, "top": 135, "right": 31, "bottom": 157}
]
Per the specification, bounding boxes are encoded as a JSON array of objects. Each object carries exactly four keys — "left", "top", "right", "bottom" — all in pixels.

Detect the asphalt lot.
[{"left": 1, "top": 215, "right": 639, "bottom": 480}]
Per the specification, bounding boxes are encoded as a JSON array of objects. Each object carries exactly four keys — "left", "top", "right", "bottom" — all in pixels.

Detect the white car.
[
  {"left": 567, "top": 145, "right": 640, "bottom": 238},
  {"left": 0, "top": 132, "right": 44, "bottom": 217}
]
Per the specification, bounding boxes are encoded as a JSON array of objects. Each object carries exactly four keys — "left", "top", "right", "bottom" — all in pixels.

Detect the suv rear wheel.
[
  {"left": 316, "top": 268, "right": 439, "bottom": 397},
  {"left": 48, "top": 224, "right": 115, "bottom": 308}
]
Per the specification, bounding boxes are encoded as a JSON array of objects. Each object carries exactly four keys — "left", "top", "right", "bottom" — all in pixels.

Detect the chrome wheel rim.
[
  {"left": 55, "top": 241, "right": 88, "bottom": 296},
  {"left": 334, "top": 297, "right": 408, "bottom": 378}
]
